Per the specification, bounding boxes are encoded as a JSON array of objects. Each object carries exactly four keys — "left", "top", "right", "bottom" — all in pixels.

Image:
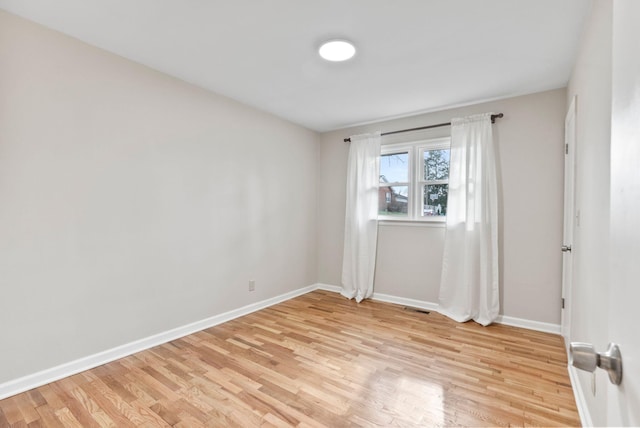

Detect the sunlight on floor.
[{"left": 386, "top": 375, "right": 444, "bottom": 425}]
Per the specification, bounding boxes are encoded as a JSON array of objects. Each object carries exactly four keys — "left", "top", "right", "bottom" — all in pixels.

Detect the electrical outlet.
[{"left": 249, "top": 280, "right": 255, "bottom": 292}]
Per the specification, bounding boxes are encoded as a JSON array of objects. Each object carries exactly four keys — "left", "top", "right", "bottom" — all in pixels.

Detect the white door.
[
  {"left": 561, "top": 96, "right": 576, "bottom": 341},
  {"left": 608, "top": 1, "right": 640, "bottom": 425}
]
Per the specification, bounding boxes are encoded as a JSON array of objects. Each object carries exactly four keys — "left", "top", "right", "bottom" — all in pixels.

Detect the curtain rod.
[{"left": 343, "top": 113, "right": 504, "bottom": 142}]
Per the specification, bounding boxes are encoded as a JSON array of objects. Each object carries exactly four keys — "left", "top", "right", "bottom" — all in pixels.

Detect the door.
[
  {"left": 608, "top": 1, "right": 640, "bottom": 425},
  {"left": 561, "top": 96, "right": 576, "bottom": 341}
]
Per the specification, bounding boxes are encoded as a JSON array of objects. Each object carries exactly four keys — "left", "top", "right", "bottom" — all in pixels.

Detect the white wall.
[
  {"left": 0, "top": 10, "right": 319, "bottom": 384},
  {"left": 318, "top": 89, "right": 567, "bottom": 324},
  {"left": 565, "top": 1, "right": 612, "bottom": 425}
]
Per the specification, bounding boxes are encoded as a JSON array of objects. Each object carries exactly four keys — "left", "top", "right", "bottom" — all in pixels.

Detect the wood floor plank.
[
  {"left": 0, "top": 290, "right": 580, "bottom": 427},
  {"left": 9, "top": 393, "right": 40, "bottom": 426},
  {"left": 0, "top": 407, "right": 9, "bottom": 428},
  {"left": 33, "top": 404, "right": 64, "bottom": 428}
]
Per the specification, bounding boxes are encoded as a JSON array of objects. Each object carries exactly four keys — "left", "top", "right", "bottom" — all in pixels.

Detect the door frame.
[{"left": 561, "top": 95, "right": 577, "bottom": 342}]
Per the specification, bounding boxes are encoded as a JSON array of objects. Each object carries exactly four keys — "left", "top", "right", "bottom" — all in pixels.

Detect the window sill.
[{"left": 378, "top": 219, "right": 446, "bottom": 228}]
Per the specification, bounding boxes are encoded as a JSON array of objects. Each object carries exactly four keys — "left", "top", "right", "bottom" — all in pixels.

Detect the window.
[{"left": 378, "top": 137, "right": 450, "bottom": 221}]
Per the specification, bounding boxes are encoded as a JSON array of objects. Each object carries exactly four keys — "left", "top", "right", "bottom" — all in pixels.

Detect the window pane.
[
  {"left": 423, "top": 149, "right": 450, "bottom": 180},
  {"left": 380, "top": 152, "right": 409, "bottom": 183},
  {"left": 379, "top": 185, "right": 409, "bottom": 216},
  {"left": 423, "top": 184, "right": 448, "bottom": 216}
]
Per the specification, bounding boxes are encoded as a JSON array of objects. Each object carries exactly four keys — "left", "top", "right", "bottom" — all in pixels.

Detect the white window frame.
[{"left": 378, "top": 137, "right": 451, "bottom": 223}]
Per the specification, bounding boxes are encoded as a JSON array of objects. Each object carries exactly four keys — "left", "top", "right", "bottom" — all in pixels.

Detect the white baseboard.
[
  {"left": 317, "top": 284, "right": 561, "bottom": 334},
  {"left": 316, "top": 284, "right": 438, "bottom": 311},
  {"left": 495, "top": 314, "right": 561, "bottom": 335},
  {"left": 568, "top": 365, "right": 593, "bottom": 427},
  {"left": 315, "top": 283, "right": 341, "bottom": 293},
  {"left": 371, "top": 292, "right": 439, "bottom": 312},
  {"left": 0, "top": 284, "right": 317, "bottom": 401},
  {"left": 0, "top": 282, "right": 563, "bottom": 401}
]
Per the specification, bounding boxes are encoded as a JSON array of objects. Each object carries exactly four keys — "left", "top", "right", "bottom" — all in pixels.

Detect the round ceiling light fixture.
[{"left": 318, "top": 40, "right": 356, "bottom": 62}]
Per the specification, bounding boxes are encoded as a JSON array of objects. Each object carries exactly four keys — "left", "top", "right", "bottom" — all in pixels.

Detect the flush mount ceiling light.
[{"left": 318, "top": 40, "right": 356, "bottom": 62}]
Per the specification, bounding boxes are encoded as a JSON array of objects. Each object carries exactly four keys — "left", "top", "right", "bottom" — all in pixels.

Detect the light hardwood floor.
[{"left": 0, "top": 290, "right": 580, "bottom": 427}]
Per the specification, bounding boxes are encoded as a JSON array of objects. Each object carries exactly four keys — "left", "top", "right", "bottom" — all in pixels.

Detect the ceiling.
[{"left": 0, "top": 0, "right": 592, "bottom": 132}]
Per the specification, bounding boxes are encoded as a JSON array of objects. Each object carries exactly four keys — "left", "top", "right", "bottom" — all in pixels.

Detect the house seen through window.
[{"left": 378, "top": 137, "right": 450, "bottom": 221}]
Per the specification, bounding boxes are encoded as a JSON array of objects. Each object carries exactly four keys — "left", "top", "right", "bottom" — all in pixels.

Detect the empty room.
[{"left": 1, "top": 0, "right": 639, "bottom": 426}]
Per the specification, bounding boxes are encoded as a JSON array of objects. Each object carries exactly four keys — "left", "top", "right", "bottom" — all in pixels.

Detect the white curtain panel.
[
  {"left": 341, "top": 131, "right": 381, "bottom": 302},
  {"left": 438, "top": 113, "right": 499, "bottom": 326}
]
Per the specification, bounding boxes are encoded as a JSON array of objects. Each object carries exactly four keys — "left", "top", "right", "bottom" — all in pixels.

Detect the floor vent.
[{"left": 404, "top": 307, "right": 430, "bottom": 315}]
